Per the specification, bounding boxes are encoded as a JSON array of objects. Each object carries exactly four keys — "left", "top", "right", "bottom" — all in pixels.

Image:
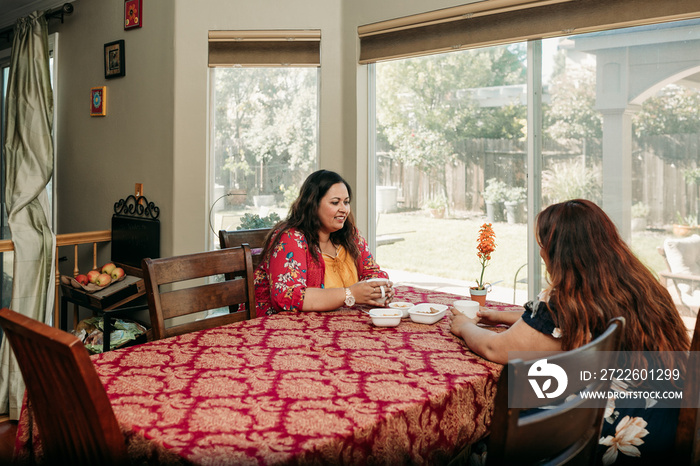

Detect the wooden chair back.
[
  {"left": 675, "top": 307, "right": 700, "bottom": 465},
  {"left": 0, "top": 308, "right": 128, "bottom": 465},
  {"left": 218, "top": 228, "right": 271, "bottom": 270},
  {"left": 142, "top": 245, "right": 256, "bottom": 340},
  {"left": 487, "top": 317, "right": 625, "bottom": 465}
]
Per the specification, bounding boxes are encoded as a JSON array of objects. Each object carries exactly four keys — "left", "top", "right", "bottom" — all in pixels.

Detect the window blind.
[
  {"left": 208, "top": 30, "right": 321, "bottom": 67},
  {"left": 359, "top": 0, "right": 700, "bottom": 63}
]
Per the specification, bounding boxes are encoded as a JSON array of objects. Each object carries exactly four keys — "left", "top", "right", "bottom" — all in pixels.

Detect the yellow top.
[{"left": 322, "top": 244, "right": 358, "bottom": 288}]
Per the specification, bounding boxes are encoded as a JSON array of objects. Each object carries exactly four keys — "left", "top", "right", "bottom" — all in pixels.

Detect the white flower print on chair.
[{"left": 599, "top": 415, "right": 649, "bottom": 465}]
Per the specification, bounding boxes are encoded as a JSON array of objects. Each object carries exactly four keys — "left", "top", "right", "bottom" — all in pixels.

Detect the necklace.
[{"left": 320, "top": 240, "right": 338, "bottom": 258}]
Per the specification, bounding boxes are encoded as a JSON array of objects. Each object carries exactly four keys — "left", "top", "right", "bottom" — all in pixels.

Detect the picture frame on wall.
[
  {"left": 90, "top": 87, "right": 106, "bottom": 117},
  {"left": 124, "top": 0, "right": 142, "bottom": 30},
  {"left": 104, "top": 40, "right": 125, "bottom": 79}
]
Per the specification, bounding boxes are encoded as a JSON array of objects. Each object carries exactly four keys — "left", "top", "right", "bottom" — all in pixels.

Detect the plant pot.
[
  {"left": 485, "top": 202, "right": 505, "bottom": 223},
  {"left": 504, "top": 201, "right": 524, "bottom": 224},
  {"left": 469, "top": 287, "right": 487, "bottom": 306},
  {"left": 673, "top": 224, "right": 693, "bottom": 237},
  {"left": 429, "top": 207, "right": 445, "bottom": 218}
]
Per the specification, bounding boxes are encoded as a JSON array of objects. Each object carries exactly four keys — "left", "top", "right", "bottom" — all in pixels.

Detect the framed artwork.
[
  {"left": 90, "top": 87, "right": 106, "bottom": 117},
  {"left": 124, "top": 0, "right": 142, "bottom": 30},
  {"left": 104, "top": 40, "right": 125, "bottom": 79}
]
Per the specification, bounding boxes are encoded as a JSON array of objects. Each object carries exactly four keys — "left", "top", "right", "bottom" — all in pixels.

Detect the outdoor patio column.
[
  {"left": 595, "top": 50, "right": 640, "bottom": 242},
  {"left": 600, "top": 108, "right": 637, "bottom": 241}
]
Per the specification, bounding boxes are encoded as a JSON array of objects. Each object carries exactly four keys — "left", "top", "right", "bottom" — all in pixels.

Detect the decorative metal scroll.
[{"left": 113, "top": 195, "right": 160, "bottom": 219}]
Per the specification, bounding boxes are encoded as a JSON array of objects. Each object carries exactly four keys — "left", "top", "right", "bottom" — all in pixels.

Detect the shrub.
[
  {"left": 504, "top": 186, "right": 526, "bottom": 203},
  {"left": 542, "top": 160, "right": 601, "bottom": 204},
  {"left": 631, "top": 202, "right": 649, "bottom": 219},
  {"left": 237, "top": 212, "right": 281, "bottom": 230},
  {"left": 482, "top": 179, "right": 508, "bottom": 204}
]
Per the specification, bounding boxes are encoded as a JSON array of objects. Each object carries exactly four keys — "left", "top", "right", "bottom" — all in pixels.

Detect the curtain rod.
[{"left": 0, "top": 3, "right": 74, "bottom": 42}]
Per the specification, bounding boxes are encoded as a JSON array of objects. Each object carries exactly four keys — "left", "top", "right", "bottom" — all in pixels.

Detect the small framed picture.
[
  {"left": 124, "top": 0, "right": 142, "bottom": 30},
  {"left": 104, "top": 40, "right": 125, "bottom": 79},
  {"left": 90, "top": 87, "right": 106, "bottom": 117}
]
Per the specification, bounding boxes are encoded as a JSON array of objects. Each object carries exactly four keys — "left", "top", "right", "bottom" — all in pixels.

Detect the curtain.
[{"left": 0, "top": 11, "right": 56, "bottom": 420}]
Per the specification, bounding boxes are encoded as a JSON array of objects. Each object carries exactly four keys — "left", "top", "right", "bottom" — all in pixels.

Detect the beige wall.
[
  {"left": 49, "top": 0, "right": 467, "bottom": 257},
  {"left": 172, "top": 0, "right": 345, "bottom": 255},
  {"left": 53, "top": 0, "right": 175, "bottom": 254}
]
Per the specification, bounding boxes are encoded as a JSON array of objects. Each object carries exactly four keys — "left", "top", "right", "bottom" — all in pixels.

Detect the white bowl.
[
  {"left": 388, "top": 301, "right": 414, "bottom": 318},
  {"left": 368, "top": 308, "right": 402, "bottom": 327},
  {"left": 454, "top": 300, "right": 479, "bottom": 319},
  {"left": 408, "top": 303, "right": 448, "bottom": 324}
]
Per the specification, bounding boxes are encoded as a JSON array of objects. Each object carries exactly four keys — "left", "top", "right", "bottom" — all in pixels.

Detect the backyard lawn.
[
  {"left": 375, "top": 210, "right": 670, "bottom": 292},
  {"left": 213, "top": 206, "right": 672, "bottom": 296}
]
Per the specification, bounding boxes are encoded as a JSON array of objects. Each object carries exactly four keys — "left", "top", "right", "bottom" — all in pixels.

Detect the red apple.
[
  {"left": 75, "top": 274, "right": 89, "bottom": 286},
  {"left": 101, "top": 262, "right": 117, "bottom": 275},
  {"left": 87, "top": 270, "right": 101, "bottom": 284},
  {"left": 95, "top": 273, "right": 112, "bottom": 287},
  {"left": 111, "top": 267, "right": 125, "bottom": 281}
]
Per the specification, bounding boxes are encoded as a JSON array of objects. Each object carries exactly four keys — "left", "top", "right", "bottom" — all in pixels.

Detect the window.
[
  {"left": 369, "top": 18, "right": 700, "bottom": 305},
  {"left": 207, "top": 31, "right": 320, "bottom": 249}
]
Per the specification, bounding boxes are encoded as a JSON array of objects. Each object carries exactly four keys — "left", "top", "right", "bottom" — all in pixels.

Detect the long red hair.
[{"left": 536, "top": 200, "right": 689, "bottom": 361}]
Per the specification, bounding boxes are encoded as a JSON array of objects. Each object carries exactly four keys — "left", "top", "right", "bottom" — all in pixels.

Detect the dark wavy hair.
[
  {"left": 261, "top": 169, "right": 361, "bottom": 263},
  {"left": 536, "top": 199, "right": 689, "bottom": 375}
]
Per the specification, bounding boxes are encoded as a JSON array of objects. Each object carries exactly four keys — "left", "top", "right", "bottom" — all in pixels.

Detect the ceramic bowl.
[
  {"left": 453, "top": 300, "right": 480, "bottom": 319},
  {"left": 408, "top": 303, "right": 448, "bottom": 324},
  {"left": 368, "top": 308, "right": 402, "bottom": 327},
  {"left": 388, "top": 301, "right": 414, "bottom": 318}
]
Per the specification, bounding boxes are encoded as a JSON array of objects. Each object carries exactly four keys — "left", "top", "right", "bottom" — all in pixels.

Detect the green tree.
[
  {"left": 377, "top": 44, "right": 527, "bottom": 202},
  {"left": 214, "top": 68, "right": 317, "bottom": 194},
  {"left": 544, "top": 60, "right": 602, "bottom": 153},
  {"left": 633, "top": 84, "right": 700, "bottom": 137}
]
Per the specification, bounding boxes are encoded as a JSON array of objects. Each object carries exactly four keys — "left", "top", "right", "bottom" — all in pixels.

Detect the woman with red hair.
[{"left": 449, "top": 199, "right": 689, "bottom": 464}]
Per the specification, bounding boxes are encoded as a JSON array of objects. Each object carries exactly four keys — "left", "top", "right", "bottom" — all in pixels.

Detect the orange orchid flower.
[{"left": 476, "top": 223, "right": 496, "bottom": 289}]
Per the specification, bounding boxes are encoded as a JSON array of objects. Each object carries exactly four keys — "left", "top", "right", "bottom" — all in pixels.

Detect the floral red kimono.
[{"left": 254, "top": 228, "right": 388, "bottom": 315}]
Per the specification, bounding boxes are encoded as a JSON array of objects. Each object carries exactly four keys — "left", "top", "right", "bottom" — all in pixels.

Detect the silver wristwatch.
[{"left": 344, "top": 287, "right": 355, "bottom": 307}]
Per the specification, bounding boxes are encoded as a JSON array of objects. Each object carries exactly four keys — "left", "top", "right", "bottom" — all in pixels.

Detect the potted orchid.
[{"left": 470, "top": 223, "right": 496, "bottom": 305}]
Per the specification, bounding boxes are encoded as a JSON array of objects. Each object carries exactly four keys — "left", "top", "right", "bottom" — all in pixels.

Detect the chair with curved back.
[
  {"left": 0, "top": 307, "right": 128, "bottom": 466},
  {"left": 486, "top": 317, "right": 625, "bottom": 465},
  {"left": 218, "top": 227, "right": 271, "bottom": 270},
  {"left": 142, "top": 245, "right": 256, "bottom": 340}
]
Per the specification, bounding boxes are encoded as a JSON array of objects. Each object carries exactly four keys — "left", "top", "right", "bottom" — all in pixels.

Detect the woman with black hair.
[{"left": 255, "top": 169, "right": 393, "bottom": 315}]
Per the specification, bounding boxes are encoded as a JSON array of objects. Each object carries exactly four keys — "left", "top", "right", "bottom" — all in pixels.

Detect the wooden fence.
[{"left": 378, "top": 134, "right": 699, "bottom": 224}]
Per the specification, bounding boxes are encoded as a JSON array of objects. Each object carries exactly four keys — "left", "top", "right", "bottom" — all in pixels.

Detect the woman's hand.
[
  {"left": 350, "top": 279, "right": 394, "bottom": 306},
  {"left": 449, "top": 308, "right": 477, "bottom": 338},
  {"left": 476, "top": 309, "right": 522, "bottom": 327}
]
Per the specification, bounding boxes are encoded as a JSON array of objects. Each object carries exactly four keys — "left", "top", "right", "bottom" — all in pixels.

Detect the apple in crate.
[
  {"left": 111, "top": 267, "right": 125, "bottom": 280},
  {"left": 101, "top": 262, "right": 117, "bottom": 275},
  {"left": 75, "top": 274, "right": 89, "bottom": 286},
  {"left": 86, "top": 270, "right": 101, "bottom": 284},
  {"left": 95, "top": 273, "right": 112, "bottom": 287}
]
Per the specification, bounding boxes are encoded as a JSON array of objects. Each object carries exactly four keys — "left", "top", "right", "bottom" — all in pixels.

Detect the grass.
[
  {"left": 375, "top": 210, "right": 670, "bottom": 290},
  {"left": 215, "top": 207, "right": 671, "bottom": 292}
]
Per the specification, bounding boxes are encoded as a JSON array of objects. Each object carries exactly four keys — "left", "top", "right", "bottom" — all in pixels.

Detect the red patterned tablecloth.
[{"left": 16, "top": 286, "right": 523, "bottom": 465}]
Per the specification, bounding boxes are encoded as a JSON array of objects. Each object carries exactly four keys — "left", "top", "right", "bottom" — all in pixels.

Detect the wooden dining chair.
[
  {"left": 486, "top": 317, "right": 625, "bottom": 465},
  {"left": 218, "top": 227, "right": 271, "bottom": 270},
  {"left": 0, "top": 308, "right": 128, "bottom": 466},
  {"left": 674, "top": 307, "right": 700, "bottom": 465},
  {"left": 142, "top": 245, "right": 256, "bottom": 340}
]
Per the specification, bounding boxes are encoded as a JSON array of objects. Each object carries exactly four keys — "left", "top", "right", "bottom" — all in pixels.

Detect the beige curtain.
[{"left": 0, "top": 11, "right": 56, "bottom": 420}]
